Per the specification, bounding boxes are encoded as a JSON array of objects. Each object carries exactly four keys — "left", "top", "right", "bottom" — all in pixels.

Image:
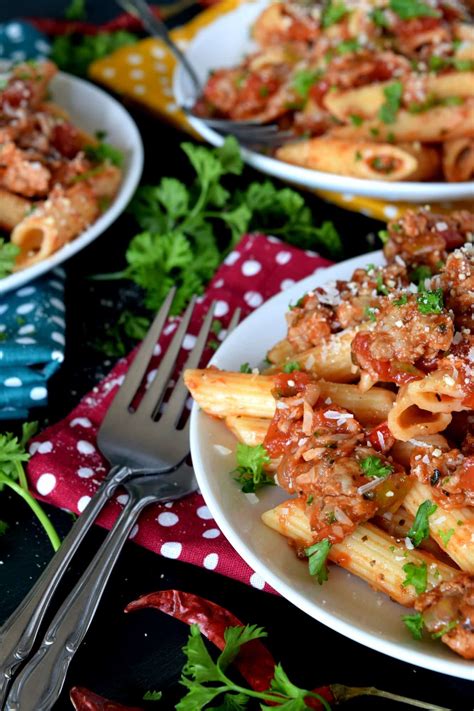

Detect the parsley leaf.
[
  {"left": 85, "top": 141, "right": 124, "bottom": 167},
  {"left": 51, "top": 31, "right": 138, "bottom": 77},
  {"left": 402, "top": 561, "right": 428, "bottom": 595},
  {"left": 282, "top": 361, "right": 301, "bottom": 373},
  {"left": 407, "top": 500, "right": 438, "bottom": 547},
  {"left": 371, "top": 7, "right": 390, "bottom": 26},
  {"left": 389, "top": 0, "right": 440, "bottom": 19},
  {"left": 438, "top": 528, "right": 455, "bottom": 546},
  {"left": 0, "top": 424, "right": 61, "bottom": 551},
  {"left": 394, "top": 293, "right": 408, "bottom": 306},
  {"left": 378, "top": 81, "right": 403, "bottom": 124},
  {"left": 417, "top": 288, "right": 444, "bottom": 314},
  {"left": 322, "top": 0, "right": 349, "bottom": 27},
  {"left": 360, "top": 455, "right": 393, "bottom": 479},
  {"left": 305, "top": 538, "right": 332, "bottom": 584},
  {"left": 378, "top": 229, "right": 389, "bottom": 244},
  {"left": 239, "top": 363, "right": 252, "bottom": 373},
  {"left": 143, "top": 690, "right": 162, "bottom": 701},
  {"left": 337, "top": 38, "right": 360, "bottom": 54},
  {"left": 292, "top": 69, "right": 322, "bottom": 101},
  {"left": 0, "top": 239, "right": 20, "bottom": 279},
  {"left": 0, "top": 520, "right": 8, "bottom": 536},
  {"left": 65, "top": 0, "right": 87, "bottom": 20},
  {"left": 233, "top": 443, "right": 273, "bottom": 493},
  {"left": 410, "top": 264, "right": 432, "bottom": 285},
  {"left": 402, "top": 612, "right": 425, "bottom": 640},
  {"left": 431, "top": 620, "right": 459, "bottom": 639}
]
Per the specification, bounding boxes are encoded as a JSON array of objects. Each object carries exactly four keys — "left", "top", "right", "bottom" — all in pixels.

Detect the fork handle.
[
  {"left": 0, "top": 465, "right": 131, "bottom": 707},
  {"left": 5, "top": 488, "right": 157, "bottom": 711},
  {"left": 116, "top": 0, "right": 201, "bottom": 96}
]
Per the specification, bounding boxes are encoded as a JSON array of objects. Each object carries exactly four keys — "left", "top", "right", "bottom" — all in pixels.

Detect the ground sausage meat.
[
  {"left": 441, "top": 244, "right": 474, "bottom": 332},
  {"left": 415, "top": 574, "right": 474, "bottom": 660},
  {"left": 411, "top": 447, "right": 474, "bottom": 508}
]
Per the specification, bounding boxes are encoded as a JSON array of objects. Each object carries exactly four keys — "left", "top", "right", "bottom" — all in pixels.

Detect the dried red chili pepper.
[{"left": 70, "top": 686, "right": 143, "bottom": 711}]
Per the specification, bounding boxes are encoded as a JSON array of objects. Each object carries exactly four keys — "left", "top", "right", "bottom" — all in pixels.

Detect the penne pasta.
[
  {"left": 442, "top": 137, "right": 474, "bottom": 182},
  {"left": 262, "top": 499, "right": 459, "bottom": 607},
  {"left": 276, "top": 138, "right": 440, "bottom": 181},
  {"left": 0, "top": 189, "right": 32, "bottom": 231},
  {"left": 185, "top": 370, "right": 395, "bottom": 425},
  {"left": 387, "top": 385, "right": 452, "bottom": 442}
]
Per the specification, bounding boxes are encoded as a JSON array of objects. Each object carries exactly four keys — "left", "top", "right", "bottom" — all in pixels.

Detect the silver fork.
[
  {"left": 116, "top": 0, "right": 295, "bottom": 147},
  {"left": 0, "top": 290, "right": 240, "bottom": 709}
]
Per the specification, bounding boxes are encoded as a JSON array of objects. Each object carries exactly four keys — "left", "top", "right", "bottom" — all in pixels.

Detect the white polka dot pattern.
[{"left": 36, "top": 473, "right": 56, "bottom": 496}]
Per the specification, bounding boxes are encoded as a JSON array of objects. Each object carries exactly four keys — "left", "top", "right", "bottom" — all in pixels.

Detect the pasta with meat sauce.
[
  {"left": 195, "top": 0, "right": 474, "bottom": 182},
  {"left": 0, "top": 60, "right": 123, "bottom": 272},
  {"left": 185, "top": 206, "right": 474, "bottom": 660}
]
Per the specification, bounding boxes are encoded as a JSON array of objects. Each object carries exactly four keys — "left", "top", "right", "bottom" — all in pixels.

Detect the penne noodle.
[
  {"left": 84, "top": 164, "right": 123, "bottom": 199},
  {"left": 262, "top": 499, "right": 459, "bottom": 607},
  {"left": 225, "top": 415, "right": 270, "bottom": 447},
  {"left": 387, "top": 385, "right": 452, "bottom": 442},
  {"left": 442, "top": 137, "right": 474, "bottom": 182},
  {"left": 324, "top": 73, "right": 474, "bottom": 122},
  {"left": 330, "top": 99, "right": 474, "bottom": 143},
  {"left": 185, "top": 369, "right": 396, "bottom": 426},
  {"left": 276, "top": 138, "right": 440, "bottom": 181},
  {"left": 391, "top": 434, "right": 450, "bottom": 468},
  {"left": 0, "top": 188, "right": 32, "bottom": 231},
  {"left": 403, "top": 481, "right": 474, "bottom": 575},
  {"left": 11, "top": 183, "right": 99, "bottom": 270},
  {"left": 405, "top": 372, "right": 468, "bottom": 414}
]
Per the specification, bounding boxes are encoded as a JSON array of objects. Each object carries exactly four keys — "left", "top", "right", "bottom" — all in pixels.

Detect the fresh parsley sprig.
[
  {"left": 407, "top": 500, "right": 437, "bottom": 547},
  {"left": 233, "top": 443, "right": 273, "bottom": 493},
  {"left": 0, "top": 424, "right": 61, "bottom": 551},
  {"left": 402, "top": 561, "right": 427, "bottom": 595},
  {"left": 177, "top": 623, "right": 331, "bottom": 711},
  {"left": 0, "top": 239, "right": 20, "bottom": 279},
  {"left": 360, "top": 455, "right": 393, "bottom": 479},
  {"left": 378, "top": 82, "right": 403, "bottom": 124},
  {"left": 305, "top": 538, "right": 332, "bottom": 584}
]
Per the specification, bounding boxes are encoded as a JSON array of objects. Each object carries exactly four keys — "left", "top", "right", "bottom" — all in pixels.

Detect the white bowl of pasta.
[
  {"left": 188, "top": 232, "right": 474, "bottom": 679},
  {"left": 0, "top": 62, "right": 143, "bottom": 294},
  {"left": 174, "top": 0, "right": 474, "bottom": 202}
]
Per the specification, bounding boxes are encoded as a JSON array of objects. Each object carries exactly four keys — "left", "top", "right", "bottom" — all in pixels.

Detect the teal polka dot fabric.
[
  {"left": 0, "top": 21, "right": 51, "bottom": 62},
  {"left": 0, "top": 269, "right": 66, "bottom": 419},
  {"left": 0, "top": 24, "right": 64, "bottom": 419}
]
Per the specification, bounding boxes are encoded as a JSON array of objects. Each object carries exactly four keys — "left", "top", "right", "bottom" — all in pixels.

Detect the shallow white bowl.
[
  {"left": 174, "top": 0, "right": 474, "bottom": 203},
  {"left": 0, "top": 71, "right": 144, "bottom": 295},
  {"left": 190, "top": 250, "right": 474, "bottom": 680}
]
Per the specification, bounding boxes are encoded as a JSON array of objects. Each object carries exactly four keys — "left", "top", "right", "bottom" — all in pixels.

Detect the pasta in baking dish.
[
  {"left": 194, "top": 0, "right": 474, "bottom": 182},
  {"left": 0, "top": 60, "right": 123, "bottom": 271},
  {"left": 185, "top": 206, "right": 474, "bottom": 660}
]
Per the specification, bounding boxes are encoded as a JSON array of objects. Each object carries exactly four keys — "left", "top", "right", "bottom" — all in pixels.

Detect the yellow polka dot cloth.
[{"left": 89, "top": 0, "right": 474, "bottom": 222}]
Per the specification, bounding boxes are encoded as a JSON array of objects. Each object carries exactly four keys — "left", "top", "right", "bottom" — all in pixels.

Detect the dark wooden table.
[{"left": 0, "top": 2, "right": 473, "bottom": 709}]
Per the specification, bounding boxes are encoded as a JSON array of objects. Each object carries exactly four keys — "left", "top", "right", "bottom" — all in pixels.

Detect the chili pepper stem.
[{"left": 330, "top": 684, "right": 452, "bottom": 710}]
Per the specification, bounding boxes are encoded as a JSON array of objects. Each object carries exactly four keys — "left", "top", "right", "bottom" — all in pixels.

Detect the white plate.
[
  {"left": 0, "top": 72, "right": 144, "bottom": 295},
  {"left": 174, "top": 0, "right": 474, "bottom": 203},
  {"left": 190, "top": 250, "right": 474, "bottom": 680}
]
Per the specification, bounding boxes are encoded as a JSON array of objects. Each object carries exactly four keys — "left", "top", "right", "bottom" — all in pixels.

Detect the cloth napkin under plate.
[{"left": 27, "top": 233, "right": 331, "bottom": 590}]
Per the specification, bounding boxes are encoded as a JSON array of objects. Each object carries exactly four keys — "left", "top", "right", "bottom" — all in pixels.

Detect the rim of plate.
[
  {"left": 190, "top": 250, "right": 474, "bottom": 680},
  {"left": 173, "top": 0, "right": 474, "bottom": 203},
  {"left": 0, "top": 71, "right": 144, "bottom": 295}
]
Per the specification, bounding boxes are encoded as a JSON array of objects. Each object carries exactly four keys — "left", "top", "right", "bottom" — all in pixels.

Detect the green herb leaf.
[
  {"left": 360, "top": 455, "right": 393, "bottom": 479},
  {"left": 394, "top": 293, "right": 408, "bottom": 306},
  {"left": 417, "top": 288, "right": 444, "bottom": 314},
  {"left": 65, "top": 0, "right": 87, "bottom": 20},
  {"left": 239, "top": 363, "right": 252, "bottom": 373},
  {"left": 431, "top": 619, "right": 459, "bottom": 639},
  {"left": 402, "top": 612, "right": 425, "bottom": 640},
  {"left": 389, "top": 0, "right": 440, "bottom": 19},
  {"left": 371, "top": 7, "right": 390, "bottom": 26},
  {"left": 378, "top": 81, "right": 403, "bottom": 124},
  {"left": 407, "top": 500, "right": 438, "bottom": 547},
  {"left": 364, "top": 306, "right": 378, "bottom": 322},
  {"left": 305, "top": 538, "right": 332, "bottom": 584},
  {"left": 438, "top": 528, "right": 455, "bottom": 546},
  {"left": 322, "top": 0, "right": 349, "bottom": 27},
  {"left": 143, "top": 690, "right": 163, "bottom": 701},
  {"left": 0, "top": 520, "right": 8, "bottom": 536},
  {"left": 282, "top": 361, "right": 301, "bottom": 373},
  {"left": 350, "top": 114, "right": 364, "bottom": 126},
  {"left": 410, "top": 264, "right": 432, "bottom": 285},
  {"left": 51, "top": 31, "right": 138, "bottom": 78},
  {"left": 233, "top": 443, "right": 273, "bottom": 493},
  {"left": 219, "top": 624, "right": 267, "bottom": 671},
  {"left": 292, "top": 69, "right": 322, "bottom": 101},
  {"left": 0, "top": 240, "right": 20, "bottom": 279},
  {"left": 85, "top": 141, "right": 124, "bottom": 167},
  {"left": 337, "top": 38, "right": 360, "bottom": 54},
  {"left": 402, "top": 561, "right": 428, "bottom": 595},
  {"left": 378, "top": 229, "right": 389, "bottom": 244}
]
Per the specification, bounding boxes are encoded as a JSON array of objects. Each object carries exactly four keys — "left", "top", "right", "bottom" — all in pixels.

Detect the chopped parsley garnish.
[
  {"left": 85, "top": 141, "right": 124, "bottom": 167},
  {"left": 239, "top": 362, "right": 252, "bottom": 373},
  {"left": 431, "top": 620, "right": 459, "bottom": 639},
  {"left": 0, "top": 520, "right": 8, "bottom": 536},
  {"left": 338, "top": 39, "right": 360, "bottom": 54},
  {"left": 410, "top": 264, "right": 432, "bottom": 284},
  {"left": 371, "top": 7, "right": 390, "bottom": 26},
  {"left": 429, "top": 55, "right": 474, "bottom": 72},
  {"left": 233, "top": 443, "right": 273, "bottom": 493},
  {"left": 402, "top": 612, "right": 425, "bottom": 640},
  {"left": 378, "top": 229, "right": 389, "bottom": 244},
  {"left": 394, "top": 293, "right": 408, "bottom": 306},
  {"left": 389, "top": 0, "right": 440, "bottom": 19},
  {"left": 283, "top": 361, "right": 301, "bottom": 373},
  {"left": 417, "top": 288, "right": 444, "bottom": 314},
  {"left": 350, "top": 114, "right": 364, "bottom": 126},
  {"left": 0, "top": 239, "right": 20, "bottom": 279},
  {"left": 322, "top": 0, "right": 349, "bottom": 27},
  {"left": 378, "top": 81, "right": 403, "bottom": 124},
  {"left": 307, "top": 494, "right": 314, "bottom": 505},
  {"left": 402, "top": 561, "right": 428, "bottom": 595},
  {"left": 407, "top": 500, "right": 438, "bottom": 547},
  {"left": 360, "top": 455, "right": 393, "bottom": 479},
  {"left": 143, "top": 691, "right": 162, "bottom": 701},
  {"left": 292, "top": 69, "right": 323, "bottom": 101},
  {"left": 258, "top": 85, "right": 270, "bottom": 97},
  {"left": 376, "top": 273, "right": 388, "bottom": 295},
  {"left": 364, "top": 306, "right": 378, "bottom": 322},
  {"left": 355, "top": 150, "right": 363, "bottom": 161},
  {"left": 305, "top": 538, "right": 332, "bottom": 584},
  {"left": 370, "top": 127, "right": 380, "bottom": 137},
  {"left": 438, "top": 528, "right": 455, "bottom": 546}
]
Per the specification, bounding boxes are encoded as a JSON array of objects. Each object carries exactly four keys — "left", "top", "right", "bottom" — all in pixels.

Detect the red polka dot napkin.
[{"left": 27, "top": 234, "right": 331, "bottom": 591}]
